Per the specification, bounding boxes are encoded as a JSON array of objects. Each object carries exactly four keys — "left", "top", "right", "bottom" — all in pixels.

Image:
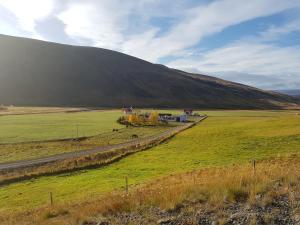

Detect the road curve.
[{"left": 0, "top": 116, "right": 207, "bottom": 172}]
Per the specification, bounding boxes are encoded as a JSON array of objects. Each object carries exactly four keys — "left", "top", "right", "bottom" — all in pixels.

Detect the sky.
[{"left": 0, "top": 0, "right": 300, "bottom": 90}]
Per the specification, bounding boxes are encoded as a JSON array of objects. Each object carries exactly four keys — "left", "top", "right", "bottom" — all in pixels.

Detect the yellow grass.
[{"left": 2, "top": 154, "right": 299, "bottom": 225}]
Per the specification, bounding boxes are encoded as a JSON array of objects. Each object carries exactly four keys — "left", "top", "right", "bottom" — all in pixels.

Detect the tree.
[
  {"left": 128, "top": 114, "right": 139, "bottom": 124},
  {"left": 148, "top": 111, "right": 159, "bottom": 125}
]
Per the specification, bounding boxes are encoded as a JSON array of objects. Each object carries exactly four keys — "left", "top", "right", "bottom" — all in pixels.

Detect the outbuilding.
[
  {"left": 122, "top": 107, "right": 133, "bottom": 114},
  {"left": 159, "top": 113, "right": 175, "bottom": 121},
  {"left": 184, "top": 109, "right": 193, "bottom": 115},
  {"left": 176, "top": 114, "right": 188, "bottom": 122}
]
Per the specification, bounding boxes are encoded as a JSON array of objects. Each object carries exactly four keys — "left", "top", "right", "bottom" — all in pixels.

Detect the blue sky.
[{"left": 0, "top": 0, "right": 300, "bottom": 90}]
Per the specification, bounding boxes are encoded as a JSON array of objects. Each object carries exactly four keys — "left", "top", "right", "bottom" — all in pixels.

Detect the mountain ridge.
[
  {"left": 275, "top": 89, "right": 300, "bottom": 98},
  {"left": 0, "top": 34, "right": 299, "bottom": 109}
]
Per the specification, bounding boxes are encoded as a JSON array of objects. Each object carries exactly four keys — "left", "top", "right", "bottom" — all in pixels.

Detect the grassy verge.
[
  {"left": 0, "top": 110, "right": 298, "bottom": 214},
  {"left": 1, "top": 155, "right": 299, "bottom": 225}
]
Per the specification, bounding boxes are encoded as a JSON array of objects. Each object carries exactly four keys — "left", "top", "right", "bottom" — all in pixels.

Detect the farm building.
[
  {"left": 176, "top": 114, "right": 188, "bottom": 122},
  {"left": 158, "top": 113, "right": 188, "bottom": 122},
  {"left": 122, "top": 107, "right": 133, "bottom": 114},
  {"left": 184, "top": 109, "right": 193, "bottom": 115},
  {"left": 158, "top": 113, "right": 174, "bottom": 121}
]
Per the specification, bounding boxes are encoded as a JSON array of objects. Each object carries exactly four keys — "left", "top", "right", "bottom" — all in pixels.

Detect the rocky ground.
[{"left": 84, "top": 185, "right": 300, "bottom": 225}]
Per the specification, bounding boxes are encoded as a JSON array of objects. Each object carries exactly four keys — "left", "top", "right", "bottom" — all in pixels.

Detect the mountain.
[
  {"left": 275, "top": 90, "right": 300, "bottom": 98},
  {"left": 0, "top": 34, "right": 299, "bottom": 109}
]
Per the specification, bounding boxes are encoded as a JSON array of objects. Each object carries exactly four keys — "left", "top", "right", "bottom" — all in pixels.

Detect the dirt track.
[{"left": 0, "top": 116, "right": 207, "bottom": 172}]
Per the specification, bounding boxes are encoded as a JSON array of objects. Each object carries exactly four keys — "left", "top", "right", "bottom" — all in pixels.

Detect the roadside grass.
[
  {"left": 0, "top": 110, "right": 299, "bottom": 213},
  {"left": 2, "top": 155, "right": 299, "bottom": 225}
]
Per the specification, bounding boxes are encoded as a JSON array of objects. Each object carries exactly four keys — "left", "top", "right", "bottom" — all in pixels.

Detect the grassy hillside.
[
  {"left": 0, "top": 35, "right": 299, "bottom": 109},
  {"left": 0, "top": 110, "right": 299, "bottom": 213}
]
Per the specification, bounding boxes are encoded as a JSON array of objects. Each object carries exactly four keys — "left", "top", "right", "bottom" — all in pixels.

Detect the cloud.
[
  {"left": 0, "top": 0, "right": 300, "bottom": 89},
  {"left": 1, "top": 0, "right": 300, "bottom": 62},
  {"left": 57, "top": 0, "right": 130, "bottom": 48},
  {"left": 123, "top": 0, "right": 300, "bottom": 61},
  {"left": 34, "top": 16, "right": 74, "bottom": 45},
  {"left": 167, "top": 39, "right": 300, "bottom": 89},
  {"left": 209, "top": 72, "right": 300, "bottom": 90},
  {"left": 55, "top": 0, "right": 300, "bottom": 62},
  {"left": 0, "top": 0, "right": 54, "bottom": 35},
  {"left": 259, "top": 19, "right": 300, "bottom": 41}
]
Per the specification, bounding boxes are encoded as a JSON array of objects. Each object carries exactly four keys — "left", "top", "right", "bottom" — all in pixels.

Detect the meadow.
[
  {"left": 0, "top": 110, "right": 124, "bottom": 144},
  {"left": 0, "top": 109, "right": 181, "bottom": 163},
  {"left": 0, "top": 125, "right": 174, "bottom": 163},
  {"left": 0, "top": 110, "right": 299, "bottom": 214},
  {"left": 0, "top": 106, "right": 84, "bottom": 116}
]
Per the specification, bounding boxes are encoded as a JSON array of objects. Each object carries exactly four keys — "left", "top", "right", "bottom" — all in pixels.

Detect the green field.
[
  {"left": 0, "top": 110, "right": 181, "bottom": 163},
  {"left": 0, "top": 126, "right": 176, "bottom": 163},
  {"left": 0, "top": 110, "right": 124, "bottom": 144},
  {"left": 0, "top": 110, "right": 299, "bottom": 212},
  {"left": 0, "top": 106, "right": 84, "bottom": 116}
]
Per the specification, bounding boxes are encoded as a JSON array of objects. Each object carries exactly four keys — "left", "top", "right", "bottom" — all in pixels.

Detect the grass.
[
  {"left": 0, "top": 110, "right": 299, "bottom": 214},
  {"left": 2, "top": 155, "right": 300, "bottom": 225},
  {"left": 0, "top": 125, "right": 174, "bottom": 163},
  {"left": 0, "top": 106, "right": 85, "bottom": 116},
  {"left": 0, "top": 110, "right": 124, "bottom": 143},
  {"left": 0, "top": 109, "right": 183, "bottom": 162}
]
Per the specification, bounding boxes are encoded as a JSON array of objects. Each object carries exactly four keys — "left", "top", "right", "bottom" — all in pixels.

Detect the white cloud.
[
  {"left": 56, "top": 0, "right": 300, "bottom": 62},
  {"left": 169, "top": 42, "right": 300, "bottom": 74},
  {"left": 167, "top": 41, "right": 300, "bottom": 89},
  {"left": 1, "top": 0, "right": 300, "bottom": 63},
  {"left": 0, "top": 0, "right": 54, "bottom": 34},
  {"left": 259, "top": 19, "right": 300, "bottom": 41},
  {"left": 124, "top": 0, "right": 300, "bottom": 61},
  {"left": 57, "top": 0, "right": 130, "bottom": 49},
  {"left": 0, "top": 0, "right": 300, "bottom": 89}
]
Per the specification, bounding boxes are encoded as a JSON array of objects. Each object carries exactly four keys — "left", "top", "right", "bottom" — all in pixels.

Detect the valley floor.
[{"left": 0, "top": 110, "right": 299, "bottom": 224}]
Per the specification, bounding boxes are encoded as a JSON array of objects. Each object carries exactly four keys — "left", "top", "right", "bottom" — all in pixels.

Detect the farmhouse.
[
  {"left": 184, "top": 109, "right": 193, "bottom": 115},
  {"left": 122, "top": 107, "right": 133, "bottom": 114},
  {"left": 176, "top": 114, "right": 188, "bottom": 122},
  {"left": 158, "top": 113, "right": 187, "bottom": 122},
  {"left": 158, "top": 113, "right": 174, "bottom": 121}
]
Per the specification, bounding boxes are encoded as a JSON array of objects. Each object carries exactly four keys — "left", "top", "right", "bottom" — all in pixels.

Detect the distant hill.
[
  {"left": 0, "top": 34, "right": 299, "bottom": 109},
  {"left": 275, "top": 90, "right": 300, "bottom": 98}
]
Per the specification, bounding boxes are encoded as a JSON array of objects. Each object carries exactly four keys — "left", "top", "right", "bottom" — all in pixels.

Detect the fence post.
[
  {"left": 252, "top": 160, "right": 256, "bottom": 195},
  {"left": 50, "top": 192, "right": 53, "bottom": 206},
  {"left": 252, "top": 160, "right": 256, "bottom": 176},
  {"left": 125, "top": 176, "right": 128, "bottom": 194}
]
